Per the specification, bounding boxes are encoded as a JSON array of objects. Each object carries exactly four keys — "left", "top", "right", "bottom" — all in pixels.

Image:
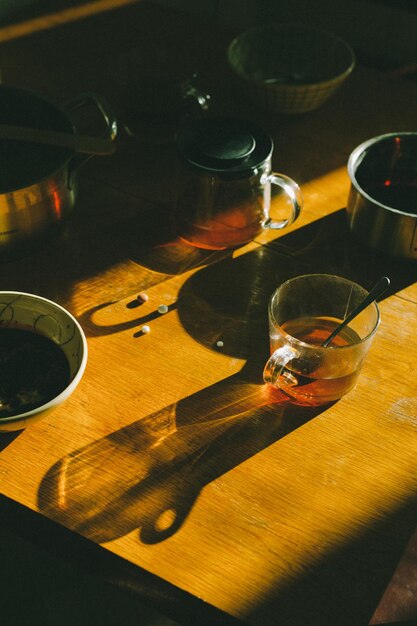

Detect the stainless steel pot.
[
  {"left": 346, "top": 132, "right": 417, "bottom": 260},
  {"left": 0, "top": 85, "right": 116, "bottom": 253}
]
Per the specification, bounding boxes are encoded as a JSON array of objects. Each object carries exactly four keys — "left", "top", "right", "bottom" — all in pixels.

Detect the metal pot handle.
[{"left": 63, "top": 92, "right": 117, "bottom": 179}]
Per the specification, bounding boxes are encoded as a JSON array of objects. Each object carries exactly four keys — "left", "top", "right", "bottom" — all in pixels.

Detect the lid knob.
[{"left": 200, "top": 126, "right": 255, "bottom": 164}]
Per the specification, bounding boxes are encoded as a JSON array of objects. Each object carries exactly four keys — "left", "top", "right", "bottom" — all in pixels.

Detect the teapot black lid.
[{"left": 176, "top": 117, "right": 273, "bottom": 176}]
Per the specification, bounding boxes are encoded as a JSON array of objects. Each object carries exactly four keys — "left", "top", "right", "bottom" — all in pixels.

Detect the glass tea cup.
[{"left": 263, "top": 274, "right": 380, "bottom": 406}]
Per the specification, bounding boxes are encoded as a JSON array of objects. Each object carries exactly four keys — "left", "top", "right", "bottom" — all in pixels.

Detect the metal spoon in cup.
[{"left": 322, "top": 276, "right": 390, "bottom": 348}]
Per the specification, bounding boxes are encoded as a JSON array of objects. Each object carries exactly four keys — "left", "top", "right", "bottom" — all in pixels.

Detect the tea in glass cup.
[{"left": 263, "top": 274, "right": 380, "bottom": 406}]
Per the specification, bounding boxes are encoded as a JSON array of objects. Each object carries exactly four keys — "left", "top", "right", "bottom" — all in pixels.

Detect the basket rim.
[{"left": 227, "top": 22, "right": 356, "bottom": 88}]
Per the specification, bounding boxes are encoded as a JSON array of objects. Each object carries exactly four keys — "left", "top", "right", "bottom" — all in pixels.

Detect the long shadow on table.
[
  {"left": 75, "top": 208, "right": 417, "bottom": 340},
  {"left": 37, "top": 209, "right": 417, "bottom": 625},
  {"left": 37, "top": 377, "right": 325, "bottom": 544},
  {"left": 37, "top": 239, "right": 333, "bottom": 543},
  {"left": 38, "top": 208, "right": 417, "bottom": 545},
  {"left": 259, "top": 208, "right": 417, "bottom": 297},
  {"left": 38, "top": 244, "right": 326, "bottom": 543}
]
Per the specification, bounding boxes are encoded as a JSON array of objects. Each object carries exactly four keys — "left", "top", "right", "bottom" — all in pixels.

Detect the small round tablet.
[{"left": 137, "top": 292, "right": 149, "bottom": 303}]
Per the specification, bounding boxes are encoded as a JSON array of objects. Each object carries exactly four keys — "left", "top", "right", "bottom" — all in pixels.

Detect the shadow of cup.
[
  {"left": 37, "top": 382, "right": 325, "bottom": 544},
  {"left": 176, "top": 245, "right": 307, "bottom": 361}
]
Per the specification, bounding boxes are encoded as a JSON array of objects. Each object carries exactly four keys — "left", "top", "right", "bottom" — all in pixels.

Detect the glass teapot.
[{"left": 174, "top": 117, "right": 302, "bottom": 250}]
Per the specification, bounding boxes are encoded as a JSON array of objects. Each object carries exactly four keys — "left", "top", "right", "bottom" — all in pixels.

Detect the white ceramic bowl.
[
  {"left": 0, "top": 291, "right": 87, "bottom": 432},
  {"left": 228, "top": 24, "right": 355, "bottom": 114}
]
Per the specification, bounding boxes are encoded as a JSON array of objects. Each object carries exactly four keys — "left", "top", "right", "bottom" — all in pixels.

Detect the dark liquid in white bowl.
[{"left": 0, "top": 327, "right": 70, "bottom": 418}]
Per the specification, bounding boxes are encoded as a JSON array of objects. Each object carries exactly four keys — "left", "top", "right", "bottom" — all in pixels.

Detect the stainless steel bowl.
[{"left": 346, "top": 132, "right": 417, "bottom": 260}]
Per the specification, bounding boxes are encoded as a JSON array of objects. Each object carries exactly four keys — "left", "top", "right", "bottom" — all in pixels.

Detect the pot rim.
[
  {"left": 347, "top": 131, "right": 417, "bottom": 219},
  {"left": 0, "top": 85, "right": 75, "bottom": 194}
]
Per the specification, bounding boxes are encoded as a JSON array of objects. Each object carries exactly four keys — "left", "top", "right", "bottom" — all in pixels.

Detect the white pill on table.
[{"left": 137, "top": 292, "right": 149, "bottom": 303}]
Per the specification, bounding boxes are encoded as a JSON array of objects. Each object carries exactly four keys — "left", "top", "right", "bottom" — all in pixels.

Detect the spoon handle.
[
  {"left": 322, "top": 276, "right": 390, "bottom": 348},
  {"left": 0, "top": 123, "right": 115, "bottom": 155}
]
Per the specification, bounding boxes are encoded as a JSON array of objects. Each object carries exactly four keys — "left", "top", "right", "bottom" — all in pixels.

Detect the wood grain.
[{"left": 0, "top": 3, "right": 417, "bottom": 625}]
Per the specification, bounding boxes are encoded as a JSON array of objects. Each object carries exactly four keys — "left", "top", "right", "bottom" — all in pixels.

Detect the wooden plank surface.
[{"left": 0, "top": 3, "right": 417, "bottom": 625}]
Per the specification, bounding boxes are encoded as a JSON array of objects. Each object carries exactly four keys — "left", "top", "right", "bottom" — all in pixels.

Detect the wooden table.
[{"left": 0, "top": 3, "right": 417, "bottom": 625}]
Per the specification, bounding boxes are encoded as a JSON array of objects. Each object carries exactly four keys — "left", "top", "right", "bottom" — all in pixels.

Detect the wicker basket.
[{"left": 227, "top": 24, "right": 355, "bottom": 114}]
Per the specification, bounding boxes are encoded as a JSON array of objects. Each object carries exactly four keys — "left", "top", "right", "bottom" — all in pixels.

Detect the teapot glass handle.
[{"left": 261, "top": 172, "right": 303, "bottom": 230}]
